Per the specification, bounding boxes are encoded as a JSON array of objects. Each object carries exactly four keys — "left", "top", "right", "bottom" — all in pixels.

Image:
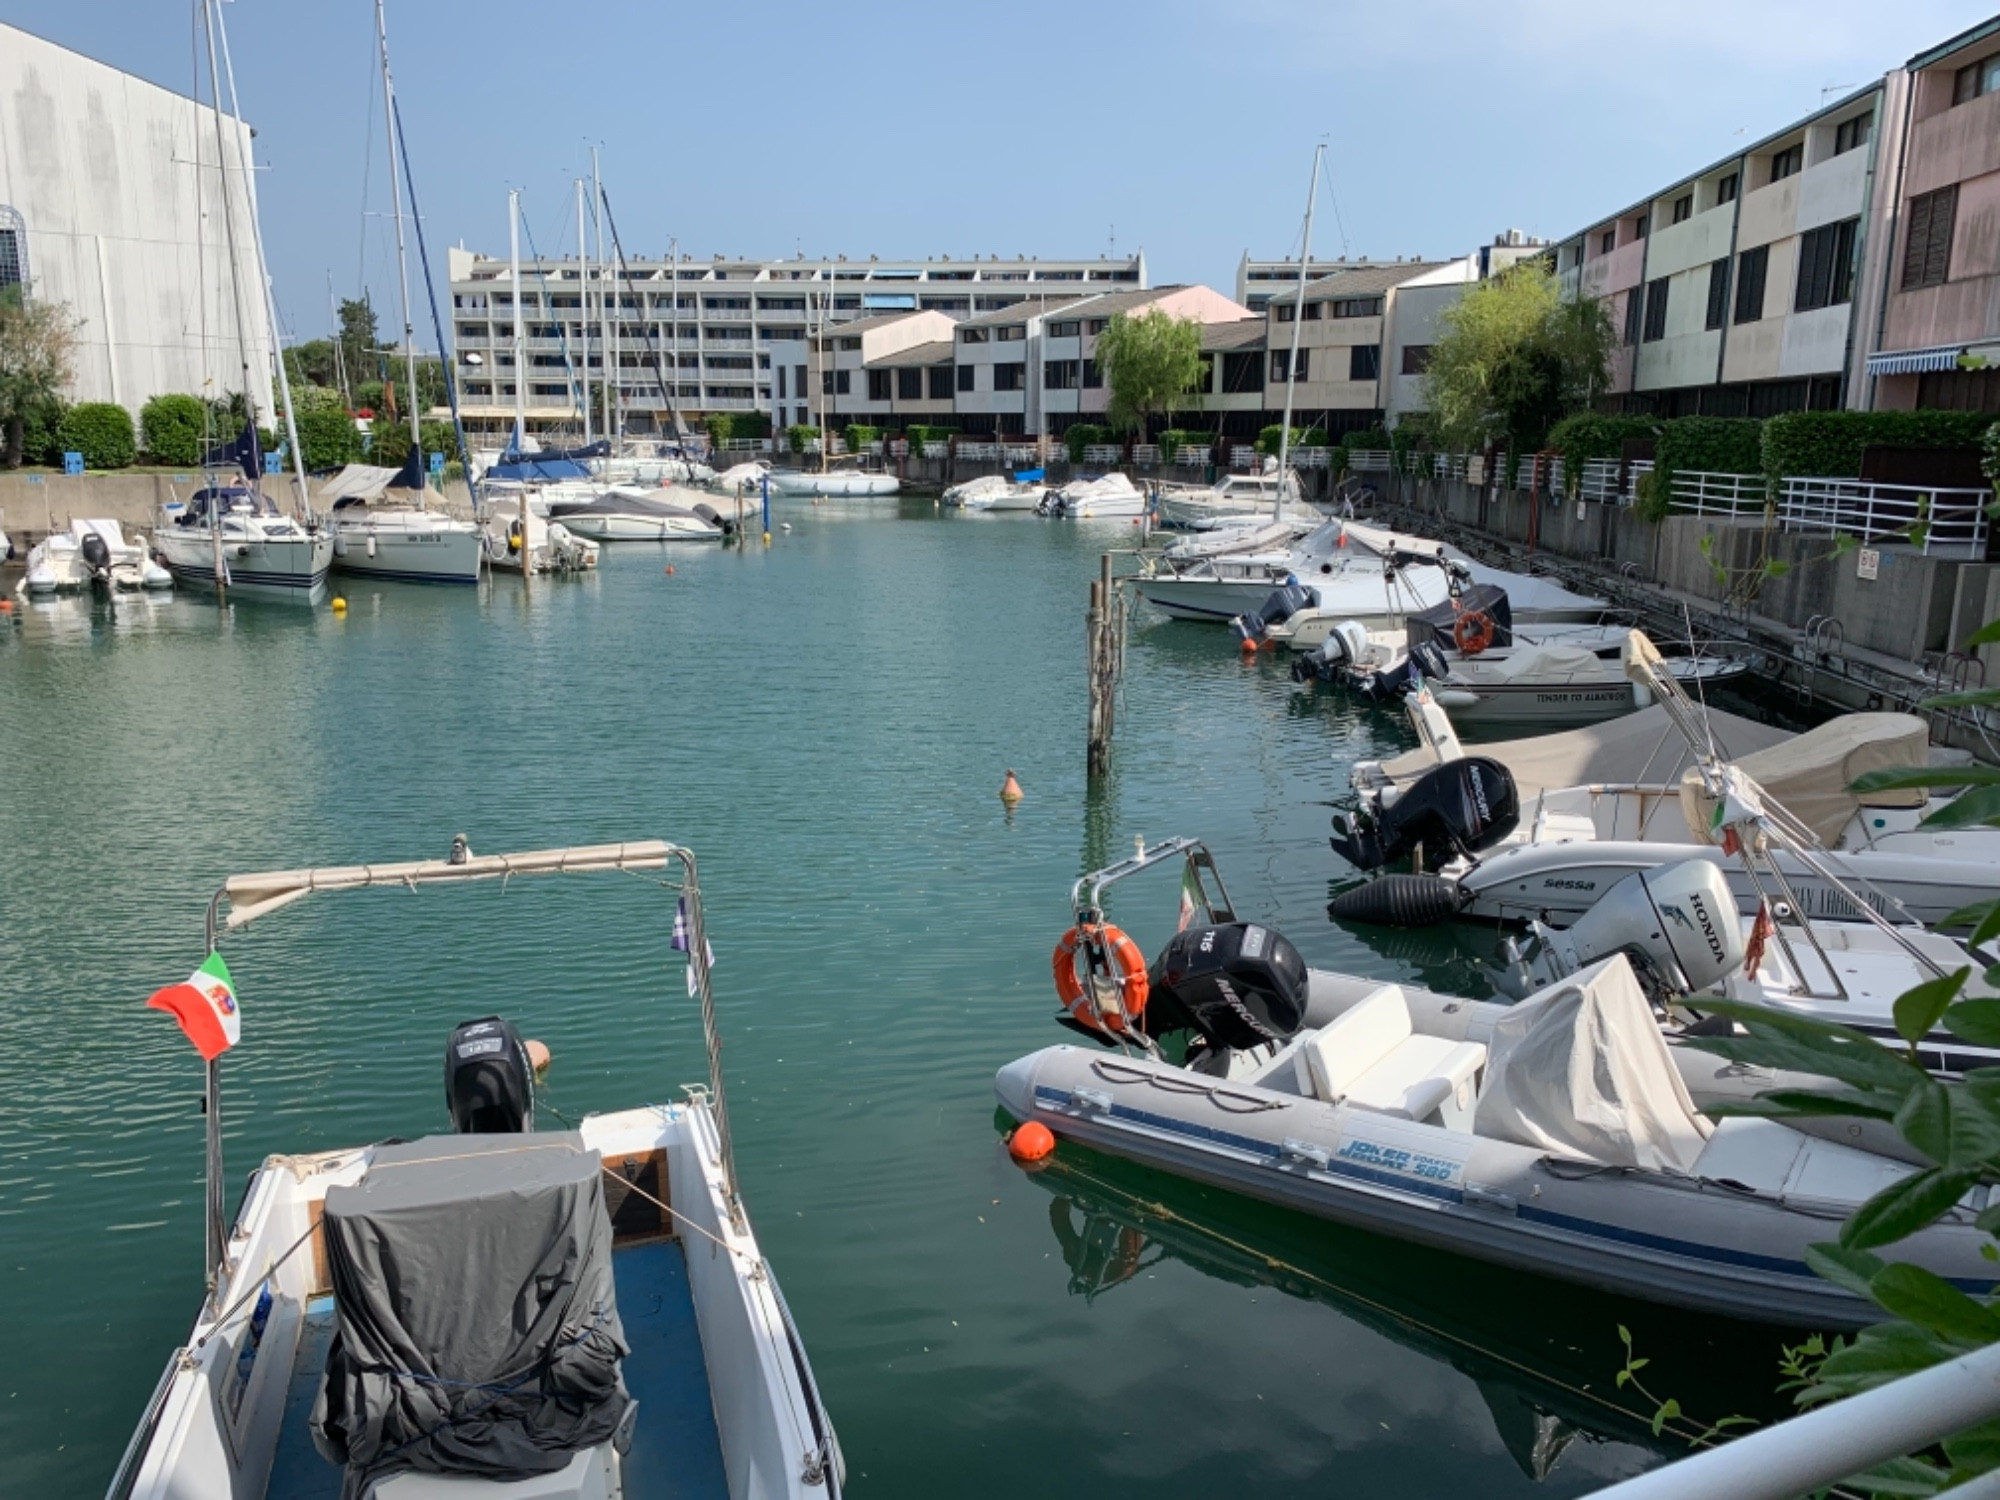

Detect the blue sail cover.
[
  {"left": 487, "top": 456, "right": 592, "bottom": 482},
  {"left": 387, "top": 444, "right": 428, "bottom": 492},
  {"left": 204, "top": 418, "right": 263, "bottom": 480}
]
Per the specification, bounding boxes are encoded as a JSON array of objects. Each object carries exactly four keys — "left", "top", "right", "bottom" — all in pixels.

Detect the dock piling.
[{"left": 1086, "top": 553, "right": 1124, "bottom": 777}]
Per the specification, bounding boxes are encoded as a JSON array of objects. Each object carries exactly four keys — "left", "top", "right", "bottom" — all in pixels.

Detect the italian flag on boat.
[{"left": 147, "top": 952, "right": 239, "bottom": 1061}]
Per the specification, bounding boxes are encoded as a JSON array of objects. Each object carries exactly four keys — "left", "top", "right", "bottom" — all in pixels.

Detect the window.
[
  {"left": 1276, "top": 303, "right": 1296, "bottom": 323},
  {"left": 996, "top": 325, "right": 1025, "bottom": 342},
  {"left": 838, "top": 337, "right": 861, "bottom": 351},
  {"left": 835, "top": 370, "right": 850, "bottom": 396},
  {"left": 1634, "top": 213, "right": 1650, "bottom": 239},
  {"left": 960, "top": 327, "right": 988, "bottom": 343},
  {"left": 1269, "top": 348, "right": 1310, "bottom": 383},
  {"left": 1304, "top": 301, "right": 1323, "bottom": 321},
  {"left": 1717, "top": 173, "right": 1739, "bottom": 205},
  {"left": 1344, "top": 344, "right": 1379, "bottom": 381},
  {"left": 1082, "top": 358, "right": 1102, "bottom": 389},
  {"left": 1902, "top": 185, "right": 1957, "bottom": 290},
  {"left": 1600, "top": 229, "right": 1617, "bottom": 255},
  {"left": 795, "top": 364, "right": 807, "bottom": 395},
  {"left": 1672, "top": 194, "right": 1693, "bottom": 224},
  {"left": 1330, "top": 296, "right": 1383, "bottom": 318},
  {"left": 993, "top": 363, "right": 1025, "bottom": 391},
  {"left": 1086, "top": 318, "right": 1109, "bottom": 334},
  {"left": 1770, "top": 144, "right": 1803, "bottom": 183},
  {"left": 1623, "top": 288, "right": 1644, "bottom": 345},
  {"left": 1734, "top": 245, "right": 1769, "bottom": 324},
  {"left": 1954, "top": 54, "right": 2000, "bottom": 104},
  {"left": 777, "top": 366, "right": 787, "bottom": 399},
  {"left": 1834, "top": 113, "right": 1872, "bottom": 155},
  {"left": 957, "top": 363, "right": 975, "bottom": 392},
  {"left": 1642, "top": 279, "right": 1670, "bottom": 341},
  {"left": 1220, "top": 350, "right": 1262, "bottom": 390},
  {"left": 897, "top": 367, "right": 923, "bottom": 400},
  {"left": 1705, "top": 259, "right": 1731, "bottom": 330},
  {"left": 867, "top": 369, "right": 892, "bottom": 401},
  {"left": 1401, "top": 345, "right": 1432, "bottom": 375},
  {"left": 1794, "top": 217, "right": 1858, "bottom": 311},
  {"left": 1043, "top": 359, "right": 1080, "bottom": 390},
  {"left": 1048, "top": 320, "right": 1080, "bottom": 337}
]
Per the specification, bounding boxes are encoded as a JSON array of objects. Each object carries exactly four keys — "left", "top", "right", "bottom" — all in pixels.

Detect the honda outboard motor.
[
  {"left": 1290, "top": 619, "right": 1372, "bottom": 684},
  {"left": 1499, "top": 858, "right": 1746, "bottom": 1002},
  {"left": 1145, "top": 921, "right": 1309, "bottom": 1050},
  {"left": 1230, "top": 583, "right": 1315, "bottom": 647},
  {"left": 1330, "top": 755, "right": 1519, "bottom": 871},
  {"left": 80, "top": 529, "right": 112, "bottom": 584},
  {"left": 444, "top": 1016, "right": 534, "bottom": 1133},
  {"left": 1353, "top": 639, "right": 1451, "bottom": 704}
]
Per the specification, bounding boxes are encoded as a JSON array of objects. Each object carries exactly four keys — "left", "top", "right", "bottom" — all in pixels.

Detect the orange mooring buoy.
[
  {"left": 1008, "top": 1121, "right": 1055, "bottom": 1163},
  {"left": 665, "top": 565, "right": 675, "bottom": 575},
  {"left": 525, "top": 1039, "right": 552, "bottom": 1074},
  {"left": 999, "top": 769, "right": 1024, "bottom": 804}
]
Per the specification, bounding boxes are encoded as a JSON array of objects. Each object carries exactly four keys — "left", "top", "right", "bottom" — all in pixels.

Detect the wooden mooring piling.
[{"left": 1086, "top": 553, "right": 1127, "bottom": 776}]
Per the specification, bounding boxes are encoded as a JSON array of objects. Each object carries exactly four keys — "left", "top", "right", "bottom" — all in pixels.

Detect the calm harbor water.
[{"left": 1, "top": 507, "right": 1808, "bottom": 1495}]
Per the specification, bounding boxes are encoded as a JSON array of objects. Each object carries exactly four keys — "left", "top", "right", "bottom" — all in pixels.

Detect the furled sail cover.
[
  {"left": 312, "top": 1133, "right": 631, "bottom": 1494},
  {"left": 1678, "top": 712, "right": 1930, "bottom": 847},
  {"left": 1473, "top": 956, "right": 1712, "bottom": 1174}
]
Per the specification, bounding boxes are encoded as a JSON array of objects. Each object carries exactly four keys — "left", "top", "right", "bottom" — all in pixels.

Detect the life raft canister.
[{"left": 1052, "top": 923, "right": 1149, "bottom": 1033}]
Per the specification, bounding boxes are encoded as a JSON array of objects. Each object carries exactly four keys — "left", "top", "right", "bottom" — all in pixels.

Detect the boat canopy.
[
  {"left": 1484, "top": 643, "right": 1606, "bottom": 682},
  {"left": 318, "top": 464, "right": 407, "bottom": 507},
  {"left": 1678, "top": 713, "right": 1931, "bottom": 847},
  {"left": 1379, "top": 704, "right": 1791, "bottom": 802},
  {"left": 487, "top": 456, "right": 593, "bottom": 483},
  {"left": 1473, "top": 955, "right": 1712, "bottom": 1174}
]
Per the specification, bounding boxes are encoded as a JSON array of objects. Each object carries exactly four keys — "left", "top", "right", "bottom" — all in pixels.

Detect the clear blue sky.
[{"left": 11, "top": 0, "right": 1990, "bottom": 350}]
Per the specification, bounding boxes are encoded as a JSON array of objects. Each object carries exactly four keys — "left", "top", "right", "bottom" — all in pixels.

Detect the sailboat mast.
[
  {"left": 594, "top": 148, "right": 613, "bottom": 446},
  {"left": 577, "top": 178, "right": 592, "bottom": 446},
  {"left": 376, "top": 0, "right": 421, "bottom": 466},
  {"left": 1276, "top": 142, "right": 1324, "bottom": 521},
  {"left": 199, "top": 0, "right": 256, "bottom": 447},
  {"left": 210, "top": 0, "right": 312, "bottom": 518},
  {"left": 510, "top": 190, "right": 526, "bottom": 451}
]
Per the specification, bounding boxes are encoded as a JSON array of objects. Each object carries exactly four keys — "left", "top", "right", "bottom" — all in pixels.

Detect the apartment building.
[
  {"left": 1260, "top": 263, "right": 1453, "bottom": 435},
  {"left": 802, "top": 310, "right": 955, "bottom": 431},
  {"left": 445, "top": 247, "right": 1146, "bottom": 438},
  {"left": 1861, "top": 18, "right": 2000, "bottom": 413}
]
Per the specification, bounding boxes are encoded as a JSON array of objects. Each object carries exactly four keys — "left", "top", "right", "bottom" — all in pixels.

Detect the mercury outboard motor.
[
  {"left": 1497, "top": 858, "right": 1746, "bottom": 1003},
  {"left": 1353, "top": 639, "right": 1451, "bottom": 704},
  {"left": 692, "top": 503, "right": 736, "bottom": 536},
  {"left": 80, "top": 529, "right": 112, "bottom": 586},
  {"left": 1330, "top": 755, "right": 1519, "bottom": 871},
  {"left": 444, "top": 1016, "right": 534, "bottom": 1133},
  {"left": 1145, "top": 921, "right": 1310, "bottom": 1050},
  {"left": 1230, "top": 583, "right": 1315, "bottom": 647}
]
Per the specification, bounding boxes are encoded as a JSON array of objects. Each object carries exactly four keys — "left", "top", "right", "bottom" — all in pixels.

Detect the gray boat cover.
[
  {"left": 1677, "top": 712, "right": 1931, "bottom": 847},
  {"left": 1473, "top": 956, "right": 1712, "bottom": 1175},
  {"left": 1379, "top": 704, "right": 1791, "bottom": 802},
  {"left": 311, "top": 1133, "right": 632, "bottom": 1496}
]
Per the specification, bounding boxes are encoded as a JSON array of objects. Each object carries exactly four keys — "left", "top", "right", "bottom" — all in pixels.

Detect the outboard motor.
[
  {"left": 1145, "top": 921, "right": 1310, "bottom": 1051},
  {"left": 444, "top": 1016, "right": 534, "bottom": 1133},
  {"left": 1290, "top": 619, "right": 1372, "bottom": 684},
  {"left": 1330, "top": 755, "right": 1519, "bottom": 871},
  {"left": 1353, "top": 639, "right": 1451, "bottom": 704},
  {"left": 1230, "top": 583, "right": 1315, "bottom": 647},
  {"left": 79, "top": 529, "right": 112, "bottom": 585},
  {"left": 692, "top": 503, "right": 736, "bottom": 536},
  {"left": 1498, "top": 858, "right": 1746, "bottom": 1003}
]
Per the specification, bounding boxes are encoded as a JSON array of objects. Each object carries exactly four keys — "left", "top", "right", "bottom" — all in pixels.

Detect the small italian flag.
[{"left": 148, "top": 952, "right": 240, "bottom": 1061}]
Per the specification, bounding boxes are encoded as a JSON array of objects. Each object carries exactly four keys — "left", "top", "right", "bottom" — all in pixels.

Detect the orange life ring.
[
  {"left": 1052, "top": 923, "right": 1150, "bottom": 1033},
  {"left": 1452, "top": 609, "right": 1495, "bottom": 656}
]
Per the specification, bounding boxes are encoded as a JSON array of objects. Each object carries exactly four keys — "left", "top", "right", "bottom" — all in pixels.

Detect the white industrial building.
[{"left": 0, "top": 22, "right": 275, "bottom": 424}]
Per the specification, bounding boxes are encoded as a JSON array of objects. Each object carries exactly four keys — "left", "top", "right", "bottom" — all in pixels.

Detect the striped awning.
[{"left": 1866, "top": 344, "right": 1964, "bottom": 376}]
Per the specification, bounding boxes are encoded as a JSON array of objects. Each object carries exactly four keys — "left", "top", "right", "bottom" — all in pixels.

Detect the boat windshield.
[{"left": 180, "top": 486, "right": 277, "bottom": 524}]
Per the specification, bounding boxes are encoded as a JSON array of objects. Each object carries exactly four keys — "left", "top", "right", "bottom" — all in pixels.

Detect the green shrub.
[
  {"left": 1656, "top": 416, "right": 1763, "bottom": 478},
  {"left": 1762, "top": 410, "right": 1995, "bottom": 482},
  {"left": 140, "top": 395, "right": 207, "bottom": 466},
  {"left": 785, "top": 424, "right": 817, "bottom": 454},
  {"left": 1255, "top": 424, "right": 1300, "bottom": 455},
  {"left": 55, "top": 402, "right": 136, "bottom": 469},
  {"left": 906, "top": 424, "right": 959, "bottom": 451},
  {"left": 292, "top": 384, "right": 349, "bottom": 416},
  {"left": 1157, "top": 429, "right": 1216, "bottom": 457},
  {"left": 1064, "top": 423, "right": 1109, "bottom": 462},
  {"left": 1546, "top": 413, "right": 1656, "bottom": 468},
  {"left": 705, "top": 411, "right": 770, "bottom": 447},
  {"left": 844, "top": 424, "right": 880, "bottom": 451},
  {"left": 1300, "top": 427, "right": 1328, "bottom": 448},
  {"left": 294, "top": 408, "right": 363, "bottom": 471},
  {"left": 1983, "top": 420, "right": 1999, "bottom": 486},
  {"left": 1340, "top": 426, "right": 1392, "bottom": 454},
  {"left": 1633, "top": 467, "right": 1672, "bottom": 523},
  {"left": 20, "top": 398, "right": 67, "bottom": 467},
  {"left": 370, "top": 417, "right": 454, "bottom": 470}
]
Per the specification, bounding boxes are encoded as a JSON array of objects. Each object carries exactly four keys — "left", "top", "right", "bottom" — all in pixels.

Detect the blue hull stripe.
[
  {"left": 1136, "top": 592, "right": 1251, "bottom": 621},
  {"left": 331, "top": 563, "right": 477, "bottom": 585},
  {"left": 165, "top": 561, "right": 328, "bottom": 592}
]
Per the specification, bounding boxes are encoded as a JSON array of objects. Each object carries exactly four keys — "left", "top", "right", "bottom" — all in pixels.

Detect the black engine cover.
[
  {"left": 1146, "top": 922, "right": 1309, "bottom": 1050},
  {"left": 1330, "top": 756, "right": 1520, "bottom": 871},
  {"left": 444, "top": 1016, "right": 534, "bottom": 1134}
]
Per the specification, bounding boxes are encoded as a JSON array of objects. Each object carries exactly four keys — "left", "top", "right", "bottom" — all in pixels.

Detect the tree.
[
  {"left": 338, "top": 296, "right": 379, "bottom": 387},
  {"left": 0, "top": 287, "right": 78, "bottom": 468},
  {"left": 1095, "top": 308, "right": 1204, "bottom": 436},
  {"left": 285, "top": 339, "right": 339, "bottom": 393},
  {"left": 1421, "top": 261, "right": 1613, "bottom": 457}
]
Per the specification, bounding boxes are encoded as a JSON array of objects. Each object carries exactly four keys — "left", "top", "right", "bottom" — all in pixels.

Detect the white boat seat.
[
  {"left": 1533, "top": 808, "right": 1597, "bottom": 844},
  {"left": 1300, "top": 984, "right": 1487, "bottom": 1129},
  {"left": 366, "top": 1444, "right": 617, "bottom": 1499}
]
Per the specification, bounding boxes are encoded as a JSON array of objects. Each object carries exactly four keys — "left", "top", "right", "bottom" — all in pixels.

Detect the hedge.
[
  {"left": 705, "top": 411, "right": 770, "bottom": 446},
  {"left": 1340, "top": 426, "right": 1391, "bottom": 454},
  {"left": 55, "top": 402, "right": 136, "bottom": 469},
  {"left": 1761, "top": 410, "right": 1994, "bottom": 483},
  {"left": 141, "top": 395, "right": 207, "bottom": 466},
  {"left": 1656, "top": 417, "right": 1763, "bottom": 478},
  {"left": 843, "top": 424, "right": 881, "bottom": 451},
  {"left": 785, "top": 424, "right": 817, "bottom": 454},
  {"left": 905, "top": 424, "right": 958, "bottom": 450},
  {"left": 20, "top": 398, "right": 66, "bottom": 466},
  {"left": 1065, "top": 423, "right": 1111, "bottom": 462},
  {"left": 1157, "top": 429, "right": 1216, "bottom": 457},
  {"left": 1983, "top": 421, "right": 1999, "bottom": 485},
  {"left": 1547, "top": 413, "right": 1656, "bottom": 468},
  {"left": 370, "top": 417, "right": 455, "bottom": 470},
  {"left": 294, "top": 408, "right": 364, "bottom": 471}
]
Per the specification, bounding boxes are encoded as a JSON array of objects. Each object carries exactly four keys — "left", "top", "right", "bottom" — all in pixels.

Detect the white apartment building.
[
  {"left": 445, "top": 247, "right": 1145, "bottom": 439},
  {"left": 0, "top": 22, "right": 276, "bottom": 424}
]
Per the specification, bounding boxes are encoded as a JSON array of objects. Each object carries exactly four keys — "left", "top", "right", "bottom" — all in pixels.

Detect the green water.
[{"left": 1, "top": 510, "right": 1803, "bottom": 1496}]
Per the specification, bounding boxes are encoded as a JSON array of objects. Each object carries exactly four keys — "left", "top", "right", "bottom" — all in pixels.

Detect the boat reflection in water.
[{"left": 1018, "top": 1140, "right": 1800, "bottom": 1487}]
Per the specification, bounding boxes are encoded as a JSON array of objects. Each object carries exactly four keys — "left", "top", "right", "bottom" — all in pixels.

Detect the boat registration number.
[{"left": 1335, "top": 1136, "right": 1464, "bottom": 1187}]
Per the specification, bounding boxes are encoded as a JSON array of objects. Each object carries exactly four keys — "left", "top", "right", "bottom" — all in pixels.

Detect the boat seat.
[
  {"left": 365, "top": 1445, "right": 617, "bottom": 1498},
  {"left": 1533, "top": 807, "right": 1597, "bottom": 844},
  {"left": 1299, "top": 984, "right": 1487, "bottom": 1129}
]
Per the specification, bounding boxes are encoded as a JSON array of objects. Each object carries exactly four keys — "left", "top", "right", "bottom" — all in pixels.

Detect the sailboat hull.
[
  {"left": 331, "top": 514, "right": 482, "bottom": 584},
  {"left": 156, "top": 528, "right": 334, "bottom": 603}
]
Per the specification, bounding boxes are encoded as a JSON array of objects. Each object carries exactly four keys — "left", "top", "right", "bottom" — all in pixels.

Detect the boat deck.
[{"left": 267, "top": 1239, "right": 728, "bottom": 1499}]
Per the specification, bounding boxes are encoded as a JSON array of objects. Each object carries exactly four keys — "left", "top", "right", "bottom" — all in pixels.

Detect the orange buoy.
[
  {"left": 665, "top": 565, "right": 675, "bottom": 575},
  {"left": 1240, "top": 636, "right": 1258, "bottom": 654},
  {"left": 525, "top": 1038, "right": 552, "bottom": 1074},
  {"left": 0, "top": 598, "right": 13, "bottom": 614},
  {"left": 999, "top": 769, "right": 1024, "bottom": 804},
  {"left": 1008, "top": 1121, "right": 1055, "bottom": 1163}
]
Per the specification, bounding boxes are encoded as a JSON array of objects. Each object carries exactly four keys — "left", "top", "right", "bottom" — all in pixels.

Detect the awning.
[{"left": 1866, "top": 344, "right": 1964, "bottom": 376}]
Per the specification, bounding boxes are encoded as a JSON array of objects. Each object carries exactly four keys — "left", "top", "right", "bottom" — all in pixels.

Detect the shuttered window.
[
  {"left": 1734, "top": 246, "right": 1769, "bottom": 324},
  {"left": 1642, "top": 278, "right": 1670, "bottom": 342},
  {"left": 1623, "top": 289, "right": 1644, "bottom": 345},
  {"left": 1901, "top": 186, "right": 1956, "bottom": 290},
  {"left": 1794, "top": 217, "right": 1858, "bottom": 311},
  {"left": 1705, "top": 259, "right": 1731, "bottom": 330}
]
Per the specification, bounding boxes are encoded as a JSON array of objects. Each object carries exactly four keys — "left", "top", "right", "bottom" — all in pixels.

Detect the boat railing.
[{"left": 102, "top": 1347, "right": 186, "bottom": 1500}]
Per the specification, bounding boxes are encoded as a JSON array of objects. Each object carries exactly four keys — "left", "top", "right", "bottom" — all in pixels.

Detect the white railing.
[
  {"left": 1004, "top": 443, "right": 1041, "bottom": 464},
  {"left": 921, "top": 441, "right": 947, "bottom": 459},
  {"left": 1131, "top": 444, "right": 1161, "bottom": 465},
  {"left": 888, "top": 439, "right": 909, "bottom": 458},
  {"left": 700, "top": 397, "right": 757, "bottom": 410},
  {"left": 1347, "top": 448, "right": 1391, "bottom": 472},
  {"left": 718, "top": 438, "right": 770, "bottom": 453},
  {"left": 1671, "top": 469, "right": 1767, "bottom": 517},
  {"left": 958, "top": 442, "right": 1001, "bottom": 460},
  {"left": 1294, "top": 446, "right": 1332, "bottom": 469},
  {"left": 1174, "top": 445, "right": 1212, "bottom": 466},
  {"left": 1083, "top": 444, "right": 1123, "bottom": 464},
  {"left": 1230, "top": 447, "right": 1261, "bottom": 470},
  {"left": 701, "top": 306, "right": 753, "bottom": 321},
  {"left": 1779, "top": 477, "right": 1989, "bottom": 555},
  {"left": 1577, "top": 458, "right": 1624, "bottom": 503},
  {"left": 1432, "top": 453, "right": 1470, "bottom": 482}
]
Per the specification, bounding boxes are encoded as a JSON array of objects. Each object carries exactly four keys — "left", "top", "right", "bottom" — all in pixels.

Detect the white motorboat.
[
  {"left": 70, "top": 518, "right": 172, "bottom": 590},
  {"left": 1154, "top": 470, "right": 1319, "bottom": 530},
  {"left": 943, "top": 474, "right": 1046, "bottom": 511},
  {"left": 1388, "top": 638, "right": 1749, "bottom": 728},
  {"left": 997, "top": 840, "right": 1998, "bottom": 1328},
  {"left": 22, "top": 529, "right": 83, "bottom": 594},
  {"left": 1163, "top": 517, "right": 1310, "bottom": 562},
  {"left": 710, "top": 459, "right": 773, "bottom": 497},
  {"left": 766, "top": 468, "right": 899, "bottom": 498},
  {"left": 545, "top": 487, "right": 728, "bottom": 541},
  {"left": 156, "top": 485, "right": 334, "bottom": 603},
  {"left": 480, "top": 504, "right": 598, "bottom": 574},
  {"left": 1038, "top": 471, "right": 1148, "bottom": 519},
  {"left": 596, "top": 450, "right": 714, "bottom": 487},
  {"left": 110, "top": 837, "right": 842, "bottom": 1500}
]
